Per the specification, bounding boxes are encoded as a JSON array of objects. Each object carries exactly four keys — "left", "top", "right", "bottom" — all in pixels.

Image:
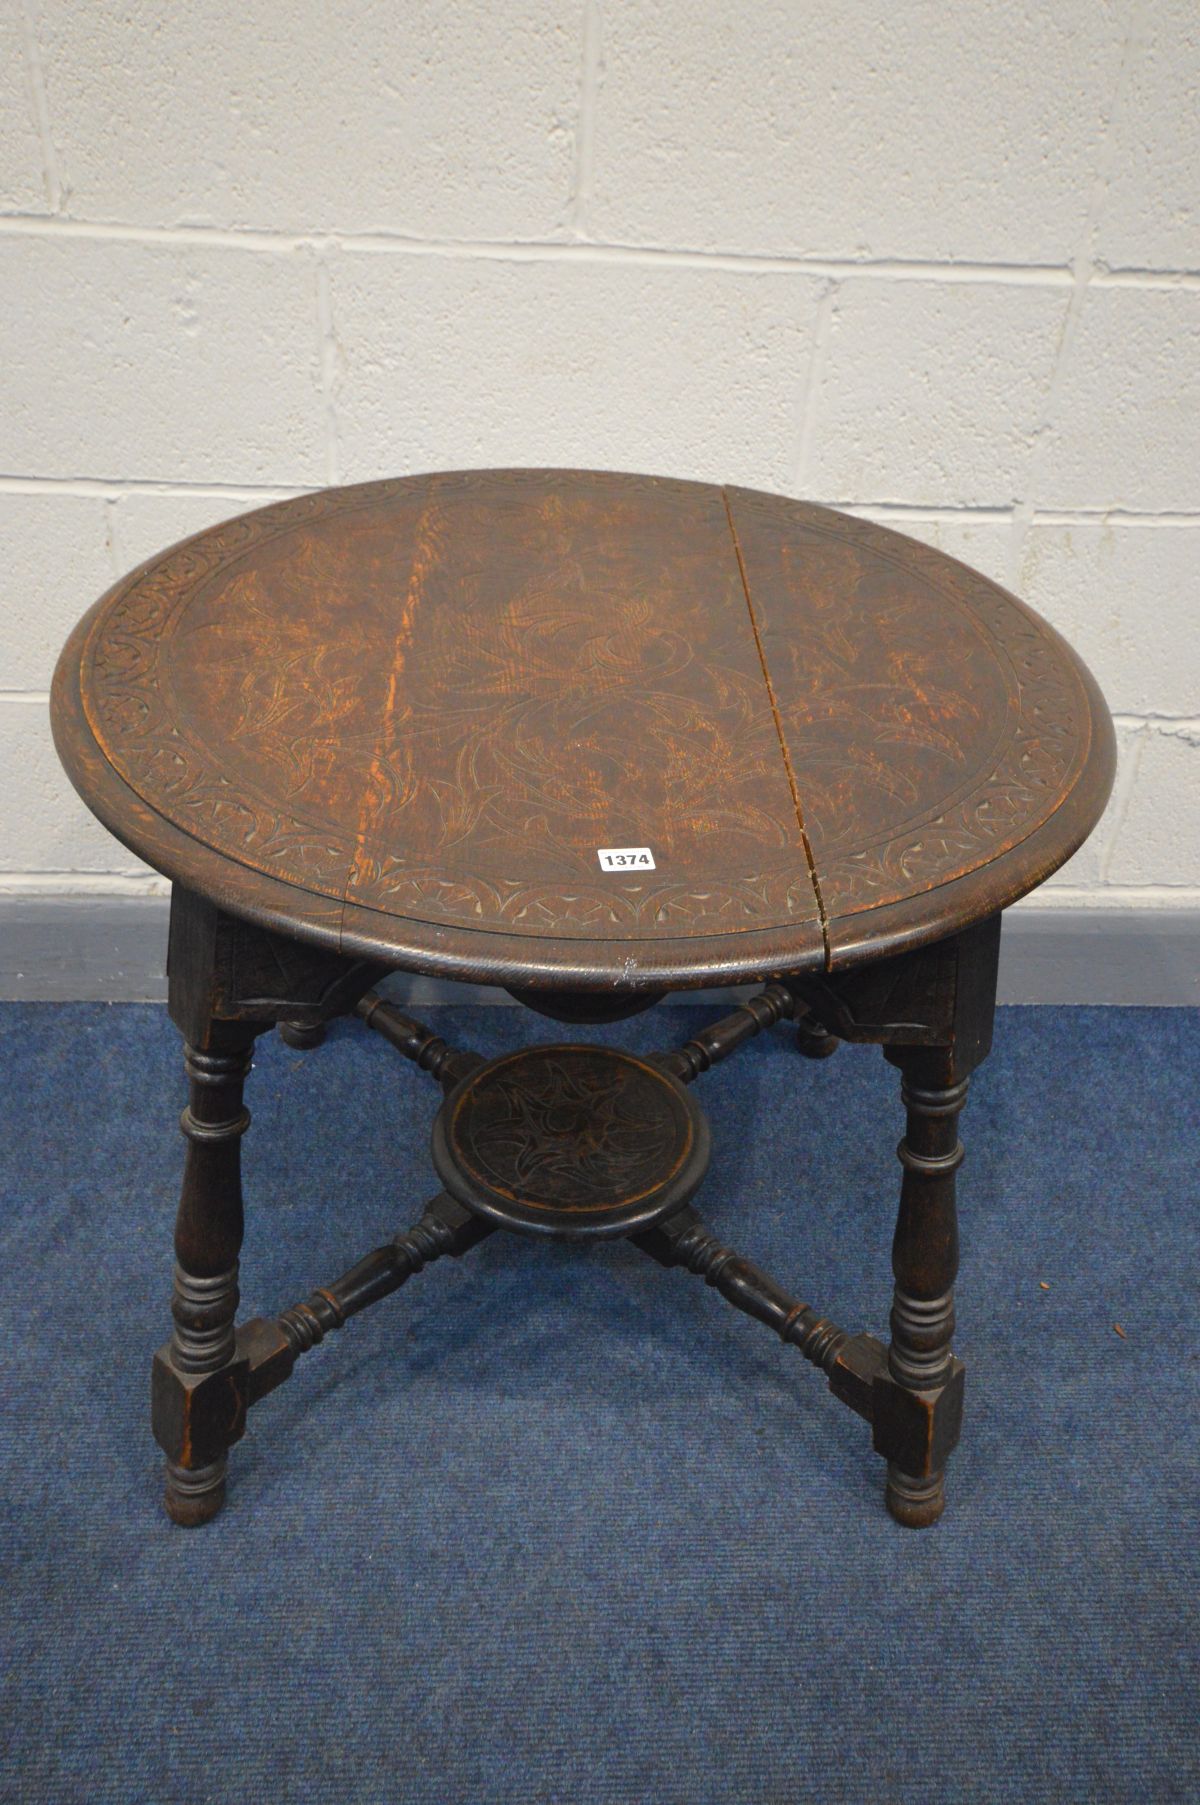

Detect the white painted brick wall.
[
  {"left": 330, "top": 254, "right": 824, "bottom": 485},
  {"left": 1, "top": 0, "right": 1197, "bottom": 916},
  {"left": 35, "top": 0, "right": 583, "bottom": 239},
  {"left": 1020, "top": 523, "right": 1200, "bottom": 717},
  {"left": 805, "top": 281, "right": 1071, "bottom": 507},
  {"left": 1, "top": 6, "right": 44, "bottom": 211},
  {"left": 0, "top": 237, "right": 326, "bottom": 483},
  {"left": 1095, "top": 0, "right": 1200, "bottom": 272}
]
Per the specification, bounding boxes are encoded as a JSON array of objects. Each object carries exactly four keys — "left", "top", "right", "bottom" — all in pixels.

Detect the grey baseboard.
[
  {"left": 1, "top": 896, "right": 173, "bottom": 1003},
  {"left": 995, "top": 905, "right": 1198, "bottom": 1006},
  {"left": 0, "top": 895, "right": 1196, "bottom": 1006}
]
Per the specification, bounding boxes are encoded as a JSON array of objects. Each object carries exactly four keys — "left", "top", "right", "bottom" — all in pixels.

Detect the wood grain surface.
[{"left": 51, "top": 469, "right": 1115, "bottom": 988}]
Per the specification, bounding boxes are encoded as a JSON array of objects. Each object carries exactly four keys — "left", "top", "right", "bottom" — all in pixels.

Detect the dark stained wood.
[
  {"left": 878, "top": 1051, "right": 969, "bottom": 1528},
  {"left": 355, "top": 991, "right": 481, "bottom": 1091},
  {"left": 151, "top": 1019, "right": 257, "bottom": 1527},
  {"left": 657, "top": 982, "right": 796, "bottom": 1082},
  {"left": 431, "top": 1043, "right": 710, "bottom": 1238},
  {"left": 725, "top": 489, "right": 1116, "bottom": 964},
  {"left": 51, "top": 469, "right": 1114, "bottom": 990},
  {"left": 277, "top": 1019, "right": 327, "bottom": 1050},
  {"left": 50, "top": 469, "right": 1117, "bottom": 1532},
  {"left": 634, "top": 1204, "right": 885, "bottom": 1417},
  {"left": 239, "top": 1193, "right": 493, "bottom": 1405},
  {"left": 794, "top": 1015, "right": 840, "bottom": 1059},
  {"left": 165, "top": 882, "right": 384, "bottom": 1046},
  {"left": 503, "top": 986, "right": 667, "bottom": 1023},
  {"left": 787, "top": 914, "right": 1002, "bottom": 1066},
  {"left": 150, "top": 892, "right": 1000, "bottom": 1526}
]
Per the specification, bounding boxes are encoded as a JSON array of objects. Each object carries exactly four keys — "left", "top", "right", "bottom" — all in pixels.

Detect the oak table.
[{"left": 51, "top": 470, "right": 1115, "bottom": 1530}]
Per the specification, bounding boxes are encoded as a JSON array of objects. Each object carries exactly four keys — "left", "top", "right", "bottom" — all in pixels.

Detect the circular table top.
[{"left": 51, "top": 469, "right": 1115, "bottom": 991}]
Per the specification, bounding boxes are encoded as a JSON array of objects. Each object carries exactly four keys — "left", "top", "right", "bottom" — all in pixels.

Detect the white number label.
[{"left": 597, "top": 846, "right": 656, "bottom": 872}]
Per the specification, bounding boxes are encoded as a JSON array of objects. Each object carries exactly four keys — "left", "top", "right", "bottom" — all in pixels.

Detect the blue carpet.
[{"left": 1, "top": 1001, "right": 1196, "bottom": 1804}]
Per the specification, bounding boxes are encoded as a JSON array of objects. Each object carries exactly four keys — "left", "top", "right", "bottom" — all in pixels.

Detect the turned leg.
[
  {"left": 879, "top": 1047, "right": 968, "bottom": 1528},
  {"left": 151, "top": 1022, "right": 257, "bottom": 1526}
]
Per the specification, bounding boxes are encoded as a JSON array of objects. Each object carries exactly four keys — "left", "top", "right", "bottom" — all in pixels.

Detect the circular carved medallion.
[{"left": 431, "top": 1044, "right": 710, "bottom": 1238}]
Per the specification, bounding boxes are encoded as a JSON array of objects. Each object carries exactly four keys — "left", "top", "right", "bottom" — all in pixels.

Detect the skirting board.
[{"left": 0, "top": 896, "right": 1196, "bottom": 1006}]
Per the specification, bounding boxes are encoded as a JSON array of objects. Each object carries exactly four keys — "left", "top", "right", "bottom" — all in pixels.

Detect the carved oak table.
[{"left": 51, "top": 470, "right": 1115, "bottom": 1530}]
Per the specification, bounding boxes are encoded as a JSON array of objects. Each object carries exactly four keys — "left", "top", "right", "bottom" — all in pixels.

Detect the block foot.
[
  {"left": 885, "top": 1464, "right": 945, "bottom": 1529},
  {"left": 164, "top": 1457, "right": 227, "bottom": 1527}
]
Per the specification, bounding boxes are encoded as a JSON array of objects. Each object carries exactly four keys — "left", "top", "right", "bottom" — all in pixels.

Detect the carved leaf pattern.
[
  {"left": 85, "top": 474, "right": 819, "bottom": 936},
  {"left": 81, "top": 471, "right": 1093, "bottom": 945},
  {"left": 726, "top": 489, "right": 1090, "bottom": 920},
  {"left": 455, "top": 1050, "right": 686, "bottom": 1211}
]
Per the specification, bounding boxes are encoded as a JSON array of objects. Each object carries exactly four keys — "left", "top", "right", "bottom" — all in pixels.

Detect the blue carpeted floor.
[{"left": 1, "top": 1001, "right": 1197, "bottom": 1804}]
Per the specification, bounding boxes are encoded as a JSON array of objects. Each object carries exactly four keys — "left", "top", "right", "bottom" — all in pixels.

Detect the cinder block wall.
[{"left": 2, "top": 1, "right": 1198, "bottom": 926}]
